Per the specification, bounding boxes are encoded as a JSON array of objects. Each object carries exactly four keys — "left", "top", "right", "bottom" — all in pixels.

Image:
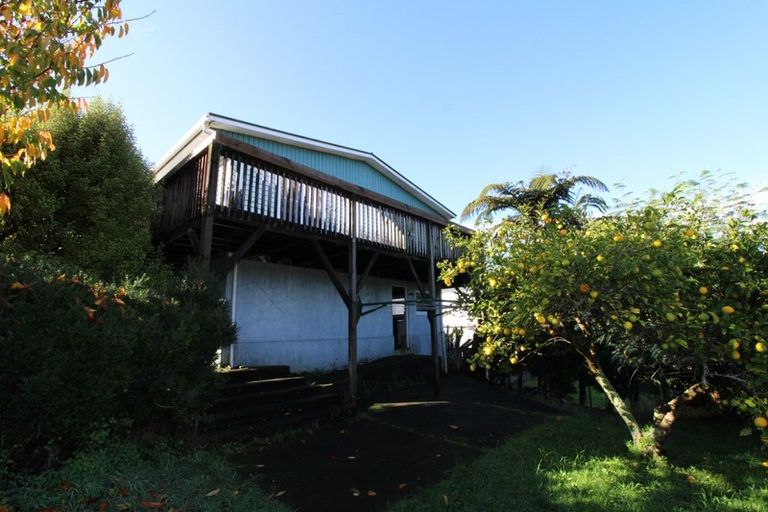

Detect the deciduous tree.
[{"left": 0, "top": 0, "right": 128, "bottom": 213}]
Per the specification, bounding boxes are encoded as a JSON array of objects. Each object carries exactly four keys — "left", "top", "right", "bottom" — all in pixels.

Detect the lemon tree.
[
  {"left": 0, "top": 0, "right": 128, "bottom": 214},
  {"left": 442, "top": 180, "right": 768, "bottom": 456}
]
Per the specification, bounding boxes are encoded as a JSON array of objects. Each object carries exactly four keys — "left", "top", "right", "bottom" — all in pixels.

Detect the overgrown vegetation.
[
  {"left": 0, "top": 441, "right": 288, "bottom": 512},
  {"left": 0, "top": 255, "right": 235, "bottom": 470},
  {"left": 390, "top": 414, "right": 768, "bottom": 512},
  {"left": 0, "top": 100, "right": 160, "bottom": 281},
  {"left": 0, "top": 98, "right": 239, "bottom": 471}
]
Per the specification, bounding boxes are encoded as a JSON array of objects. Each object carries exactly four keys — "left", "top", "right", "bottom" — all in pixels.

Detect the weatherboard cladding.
[{"left": 219, "top": 130, "right": 443, "bottom": 218}]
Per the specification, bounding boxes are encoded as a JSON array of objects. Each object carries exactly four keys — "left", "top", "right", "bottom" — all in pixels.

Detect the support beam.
[
  {"left": 199, "top": 143, "right": 221, "bottom": 269},
  {"left": 357, "top": 251, "right": 380, "bottom": 294},
  {"left": 312, "top": 240, "right": 350, "bottom": 307},
  {"left": 348, "top": 231, "right": 359, "bottom": 405},
  {"left": 212, "top": 226, "right": 266, "bottom": 277},
  {"left": 187, "top": 228, "right": 201, "bottom": 259},
  {"left": 427, "top": 223, "right": 441, "bottom": 396},
  {"left": 405, "top": 257, "right": 427, "bottom": 298}
]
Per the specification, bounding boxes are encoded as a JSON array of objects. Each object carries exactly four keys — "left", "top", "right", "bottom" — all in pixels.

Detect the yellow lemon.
[
  {"left": 754, "top": 416, "right": 768, "bottom": 428},
  {"left": 721, "top": 305, "right": 735, "bottom": 315}
]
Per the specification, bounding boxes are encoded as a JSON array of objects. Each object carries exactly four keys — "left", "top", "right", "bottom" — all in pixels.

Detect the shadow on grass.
[{"left": 387, "top": 414, "right": 767, "bottom": 512}]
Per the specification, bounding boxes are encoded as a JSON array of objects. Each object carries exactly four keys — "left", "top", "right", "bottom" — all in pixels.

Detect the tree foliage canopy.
[
  {"left": 443, "top": 176, "right": 768, "bottom": 455},
  {"left": 1, "top": 99, "right": 159, "bottom": 281},
  {"left": 0, "top": 0, "right": 127, "bottom": 212},
  {"left": 460, "top": 172, "right": 609, "bottom": 225}
]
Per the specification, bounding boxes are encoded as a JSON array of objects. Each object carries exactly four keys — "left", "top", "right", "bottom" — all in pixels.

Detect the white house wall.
[{"left": 227, "top": 259, "right": 434, "bottom": 372}]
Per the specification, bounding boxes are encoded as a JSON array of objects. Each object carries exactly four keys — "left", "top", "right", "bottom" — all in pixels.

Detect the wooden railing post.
[{"left": 200, "top": 143, "right": 221, "bottom": 269}]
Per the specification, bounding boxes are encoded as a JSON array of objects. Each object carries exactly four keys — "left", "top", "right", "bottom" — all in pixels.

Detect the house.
[{"left": 153, "top": 114, "right": 461, "bottom": 399}]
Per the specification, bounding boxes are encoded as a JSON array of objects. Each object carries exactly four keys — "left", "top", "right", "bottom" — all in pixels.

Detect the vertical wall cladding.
[
  {"left": 219, "top": 130, "right": 444, "bottom": 219},
  {"left": 232, "top": 259, "right": 419, "bottom": 371}
]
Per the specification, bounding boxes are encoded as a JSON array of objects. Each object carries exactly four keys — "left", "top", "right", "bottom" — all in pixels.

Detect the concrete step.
[
  {"left": 213, "top": 404, "right": 344, "bottom": 440},
  {"left": 218, "top": 365, "right": 291, "bottom": 383},
  {"left": 221, "top": 375, "right": 307, "bottom": 394},
  {"left": 211, "top": 383, "right": 335, "bottom": 411},
  {"left": 205, "top": 391, "right": 341, "bottom": 426}
]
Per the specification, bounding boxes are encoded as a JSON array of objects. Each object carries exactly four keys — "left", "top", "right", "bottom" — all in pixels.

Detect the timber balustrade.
[{"left": 158, "top": 145, "right": 459, "bottom": 260}]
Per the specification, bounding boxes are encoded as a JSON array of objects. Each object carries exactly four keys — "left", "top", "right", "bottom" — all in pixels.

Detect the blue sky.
[{"left": 84, "top": 1, "right": 768, "bottom": 218}]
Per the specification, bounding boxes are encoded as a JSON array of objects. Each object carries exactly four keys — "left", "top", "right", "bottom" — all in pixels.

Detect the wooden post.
[
  {"left": 427, "top": 223, "right": 440, "bottom": 396},
  {"left": 348, "top": 204, "right": 359, "bottom": 404},
  {"left": 200, "top": 143, "right": 221, "bottom": 269}
]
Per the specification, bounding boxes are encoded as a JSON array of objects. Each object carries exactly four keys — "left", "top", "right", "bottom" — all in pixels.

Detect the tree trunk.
[
  {"left": 584, "top": 345, "right": 643, "bottom": 445},
  {"left": 578, "top": 374, "right": 587, "bottom": 406},
  {"left": 651, "top": 382, "right": 721, "bottom": 456}
]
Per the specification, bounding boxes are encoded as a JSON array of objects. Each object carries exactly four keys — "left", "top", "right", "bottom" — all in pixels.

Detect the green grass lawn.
[
  {"left": 390, "top": 413, "right": 768, "bottom": 512},
  {"left": 3, "top": 413, "right": 765, "bottom": 511}
]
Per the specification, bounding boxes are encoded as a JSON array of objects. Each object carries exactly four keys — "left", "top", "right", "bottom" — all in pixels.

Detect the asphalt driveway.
[{"left": 231, "top": 373, "right": 561, "bottom": 512}]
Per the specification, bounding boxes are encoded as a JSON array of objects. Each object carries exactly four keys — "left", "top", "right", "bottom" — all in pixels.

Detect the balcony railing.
[{"left": 157, "top": 144, "right": 459, "bottom": 261}]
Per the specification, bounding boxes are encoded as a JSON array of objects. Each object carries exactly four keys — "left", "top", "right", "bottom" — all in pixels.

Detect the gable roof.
[{"left": 152, "top": 113, "right": 455, "bottom": 220}]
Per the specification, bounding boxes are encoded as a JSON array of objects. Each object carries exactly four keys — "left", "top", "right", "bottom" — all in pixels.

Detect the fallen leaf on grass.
[
  {"left": 443, "top": 495, "right": 449, "bottom": 505},
  {"left": 274, "top": 490, "right": 286, "bottom": 498},
  {"left": 117, "top": 486, "right": 129, "bottom": 497},
  {"left": 140, "top": 501, "right": 165, "bottom": 509},
  {"left": 350, "top": 488, "right": 360, "bottom": 497},
  {"left": 98, "top": 501, "right": 109, "bottom": 512},
  {"left": 0, "top": 506, "right": 8, "bottom": 512},
  {"left": 116, "top": 504, "right": 131, "bottom": 511},
  {"left": 686, "top": 475, "right": 697, "bottom": 484},
  {"left": 367, "top": 490, "right": 377, "bottom": 497},
  {"left": 58, "top": 480, "right": 71, "bottom": 491},
  {"left": 206, "top": 488, "right": 221, "bottom": 497},
  {"left": 397, "top": 483, "right": 407, "bottom": 491}
]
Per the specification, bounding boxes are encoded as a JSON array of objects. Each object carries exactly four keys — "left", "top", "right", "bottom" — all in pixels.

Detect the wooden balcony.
[{"left": 155, "top": 134, "right": 460, "bottom": 270}]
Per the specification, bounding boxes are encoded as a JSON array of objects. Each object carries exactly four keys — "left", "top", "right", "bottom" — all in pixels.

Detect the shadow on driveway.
[{"left": 230, "top": 373, "right": 561, "bottom": 512}]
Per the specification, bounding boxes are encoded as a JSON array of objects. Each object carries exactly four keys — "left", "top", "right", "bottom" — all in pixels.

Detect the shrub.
[
  {"left": 0, "top": 256, "right": 236, "bottom": 468},
  {"left": 0, "top": 441, "right": 288, "bottom": 512},
  {"left": 0, "top": 99, "right": 160, "bottom": 281}
]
